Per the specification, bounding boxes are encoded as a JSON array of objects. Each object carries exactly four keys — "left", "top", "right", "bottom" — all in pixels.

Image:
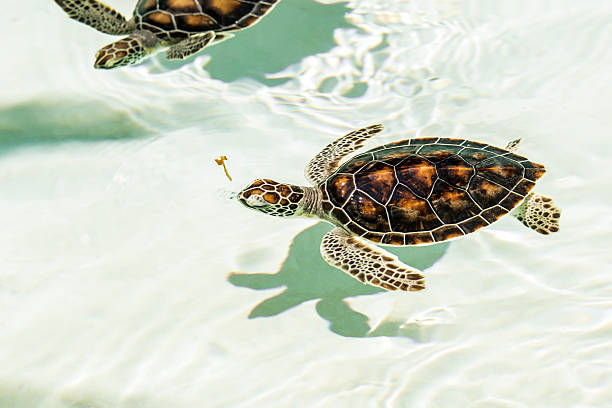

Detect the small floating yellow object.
[{"left": 214, "top": 156, "right": 232, "bottom": 181}]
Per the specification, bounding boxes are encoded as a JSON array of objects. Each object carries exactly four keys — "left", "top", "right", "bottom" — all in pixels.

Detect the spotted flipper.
[
  {"left": 512, "top": 192, "right": 560, "bottom": 234},
  {"left": 166, "top": 32, "right": 216, "bottom": 60},
  {"left": 54, "top": 0, "right": 132, "bottom": 35},
  {"left": 305, "top": 124, "right": 384, "bottom": 185},
  {"left": 320, "top": 227, "right": 426, "bottom": 291}
]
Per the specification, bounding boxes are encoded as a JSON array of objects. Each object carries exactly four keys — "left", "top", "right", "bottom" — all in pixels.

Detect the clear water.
[{"left": 2, "top": 0, "right": 611, "bottom": 406}]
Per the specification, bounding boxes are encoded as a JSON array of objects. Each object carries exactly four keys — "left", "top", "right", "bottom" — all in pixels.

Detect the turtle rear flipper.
[
  {"left": 321, "top": 227, "right": 426, "bottom": 291},
  {"left": 512, "top": 192, "right": 561, "bottom": 234},
  {"left": 54, "top": 0, "right": 132, "bottom": 35}
]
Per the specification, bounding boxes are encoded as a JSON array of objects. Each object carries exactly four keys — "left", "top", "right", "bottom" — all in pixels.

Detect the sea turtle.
[
  {"left": 238, "top": 124, "right": 561, "bottom": 292},
  {"left": 53, "top": 0, "right": 280, "bottom": 69}
]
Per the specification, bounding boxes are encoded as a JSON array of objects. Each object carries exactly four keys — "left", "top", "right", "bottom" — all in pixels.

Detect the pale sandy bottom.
[{"left": 1, "top": 0, "right": 611, "bottom": 407}]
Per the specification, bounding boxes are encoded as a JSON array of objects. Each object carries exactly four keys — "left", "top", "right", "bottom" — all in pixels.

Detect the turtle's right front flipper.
[
  {"left": 321, "top": 227, "right": 426, "bottom": 292},
  {"left": 54, "top": 0, "right": 133, "bottom": 35}
]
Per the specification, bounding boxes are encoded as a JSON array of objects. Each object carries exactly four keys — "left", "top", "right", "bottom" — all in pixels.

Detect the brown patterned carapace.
[
  {"left": 323, "top": 137, "right": 545, "bottom": 244},
  {"left": 135, "top": 0, "right": 279, "bottom": 40}
]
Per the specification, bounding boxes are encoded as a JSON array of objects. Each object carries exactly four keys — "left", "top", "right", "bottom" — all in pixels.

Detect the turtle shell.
[
  {"left": 134, "top": 0, "right": 279, "bottom": 40},
  {"left": 321, "top": 137, "right": 546, "bottom": 246}
]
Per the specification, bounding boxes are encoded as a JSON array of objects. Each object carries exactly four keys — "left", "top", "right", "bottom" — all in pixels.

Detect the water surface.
[{"left": 1, "top": 0, "right": 611, "bottom": 407}]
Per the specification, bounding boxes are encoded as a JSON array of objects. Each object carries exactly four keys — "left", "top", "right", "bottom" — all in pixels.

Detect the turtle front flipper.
[
  {"left": 54, "top": 0, "right": 133, "bottom": 35},
  {"left": 321, "top": 227, "right": 426, "bottom": 292},
  {"left": 166, "top": 32, "right": 216, "bottom": 60},
  {"left": 305, "top": 124, "right": 384, "bottom": 185},
  {"left": 512, "top": 192, "right": 561, "bottom": 234}
]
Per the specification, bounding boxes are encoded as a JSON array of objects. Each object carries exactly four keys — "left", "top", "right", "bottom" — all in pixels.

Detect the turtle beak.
[
  {"left": 94, "top": 50, "right": 115, "bottom": 69},
  {"left": 94, "top": 44, "right": 127, "bottom": 69}
]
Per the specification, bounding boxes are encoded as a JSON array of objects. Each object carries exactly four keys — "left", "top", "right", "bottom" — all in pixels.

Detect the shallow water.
[{"left": 1, "top": 0, "right": 611, "bottom": 406}]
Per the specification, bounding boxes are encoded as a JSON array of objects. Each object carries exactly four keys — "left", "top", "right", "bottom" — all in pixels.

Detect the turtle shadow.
[
  {"left": 229, "top": 223, "right": 450, "bottom": 339},
  {"left": 148, "top": 0, "right": 351, "bottom": 85},
  {"left": 0, "top": 99, "right": 149, "bottom": 155}
]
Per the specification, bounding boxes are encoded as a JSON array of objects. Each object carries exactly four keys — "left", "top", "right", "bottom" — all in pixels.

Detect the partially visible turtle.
[
  {"left": 54, "top": 0, "right": 280, "bottom": 69},
  {"left": 238, "top": 124, "right": 561, "bottom": 292}
]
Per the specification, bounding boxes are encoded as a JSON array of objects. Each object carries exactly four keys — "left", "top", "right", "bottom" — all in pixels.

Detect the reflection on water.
[
  {"left": 229, "top": 222, "right": 449, "bottom": 338},
  {"left": 148, "top": 0, "right": 351, "bottom": 85}
]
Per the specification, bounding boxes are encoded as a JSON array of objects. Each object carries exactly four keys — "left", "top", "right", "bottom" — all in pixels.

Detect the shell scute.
[
  {"left": 372, "top": 146, "right": 411, "bottom": 161},
  {"left": 382, "top": 233, "right": 405, "bottom": 245},
  {"left": 355, "top": 161, "right": 396, "bottom": 204},
  {"left": 331, "top": 207, "right": 350, "bottom": 225},
  {"left": 467, "top": 175, "right": 510, "bottom": 209},
  {"left": 417, "top": 144, "right": 463, "bottom": 162},
  {"left": 410, "top": 137, "right": 439, "bottom": 145},
  {"left": 499, "top": 192, "right": 524, "bottom": 210},
  {"left": 458, "top": 216, "right": 489, "bottom": 233},
  {"left": 513, "top": 178, "right": 536, "bottom": 196},
  {"left": 387, "top": 184, "right": 442, "bottom": 233},
  {"left": 522, "top": 162, "right": 546, "bottom": 181},
  {"left": 165, "top": 0, "right": 201, "bottom": 12},
  {"left": 404, "top": 232, "right": 435, "bottom": 245},
  {"left": 436, "top": 155, "right": 474, "bottom": 189},
  {"left": 481, "top": 205, "right": 509, "bottom": 223},
  {"left": 137, "top": 0, "right": 159, "bottom": 14},
  {"left": 484, "top": 145, "right": 509, "bottom": 154},
  {"left": 475, "top": 156, "right": 524, "bottom": 189},
  {"left": 430, "top": 180, "right": 480, "bottom": 224},
  {"left": 437, "top": 138, "right": 464, "bottom": 145},
  {"left": 395, "top": 155, "right": 436, "bottom": 197},
  {"left": 175, "top": 14, "right": 216, "bottom": 31},
  {"left": 346, "top": 221, "right": 368, "bottom": 236},
  {"left": 432, "top": 225, "right": 464, "bottom": 242},
  {"left": 462, "top": 140, "right": 487, "bottom": 149},
  {"left": 378, "top": 143, "right": 419, "bottom": 154},
  {"left": 143, "top": 11, "right": 176, "bottom": 31},
  {"left": 458, "top": 147, "right": 498, "bottom": 165},
  {"left": 343, "top": 191, "right": 391, "bottom": 232},
  {"left": 335, "top": 152, "right": 372, "bottom": 174},
  {"left": 363, "top": 232, "right": 383, "bottom": 243},
  {"left": 327, "top": 174, "right": 355, "bottom": 207},
  {"left": 321, "top": 200, "right": 333, "bottom": 213},
  {"left": 503, "top": 152, "right": 528, "bottom": 162}
]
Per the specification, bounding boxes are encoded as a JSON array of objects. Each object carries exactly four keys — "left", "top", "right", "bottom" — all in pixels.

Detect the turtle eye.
[{"left": 246, "top": 194, "right": 268, "bottom": 207}]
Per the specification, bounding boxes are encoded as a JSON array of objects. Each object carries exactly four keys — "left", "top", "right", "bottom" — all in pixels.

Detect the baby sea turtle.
[
  {"left": 238, "top": 124, "right": 561, "bottom": 292},
  {"left": 54, "top": 0, "right": 279, "bottom": 69}
]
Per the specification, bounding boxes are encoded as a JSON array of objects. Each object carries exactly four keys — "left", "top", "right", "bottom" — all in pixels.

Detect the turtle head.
[
  {"left": 94, "top": 30, "right": 159, "bottom": 69},
  {"left": 238, "top": 179, "right": 305, "bottom": 217}
]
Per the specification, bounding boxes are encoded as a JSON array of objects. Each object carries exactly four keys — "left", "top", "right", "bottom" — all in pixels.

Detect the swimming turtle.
[
  {"left": 238, "top": 124, "right": 561, "bottom": 292},
  {"left": 54, "top": 0, "right": 280, "bottom": 69}
]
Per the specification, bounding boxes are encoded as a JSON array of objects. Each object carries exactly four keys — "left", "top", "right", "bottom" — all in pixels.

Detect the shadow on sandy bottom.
[
  {"left": 0, "top": 382, "right": 163, "bottom": 408},
  {"left": 229, "top": 223, "right": 450, "bottom": 339},
  {"left": 150, "top": 0, "right": 351, "bottom": 84},
  {"left": 0, "top": 99, "right": 149, "bottom": 154}
]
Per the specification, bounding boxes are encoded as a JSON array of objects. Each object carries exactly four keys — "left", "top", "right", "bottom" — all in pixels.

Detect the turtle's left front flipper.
[
  {"left": 166, "top": 32, "right": 217, "bottom": 60},
  {"left": 305, "top": 124, "right": 384, "bottom": 185},
  {"left": 54, "top": 0, "right": 132, "bottom": 35},
  {"left": 321, "top": 227, "right": 426, "bottom": 291}
]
